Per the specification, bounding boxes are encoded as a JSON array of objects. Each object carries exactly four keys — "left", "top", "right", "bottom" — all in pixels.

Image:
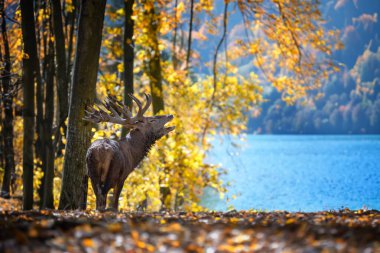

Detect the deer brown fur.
[{"left": 84, "top": 94, "right": 174, "bottom": 210}]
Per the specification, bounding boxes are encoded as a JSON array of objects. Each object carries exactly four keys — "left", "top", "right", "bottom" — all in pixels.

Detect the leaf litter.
[{"left": 0, "top": 209, "right": 379, "bottom": 252}]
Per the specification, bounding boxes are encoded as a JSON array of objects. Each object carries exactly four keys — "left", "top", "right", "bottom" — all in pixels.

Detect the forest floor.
[{"left": 0, "top": 199, "right": 379, "bottom": 252}]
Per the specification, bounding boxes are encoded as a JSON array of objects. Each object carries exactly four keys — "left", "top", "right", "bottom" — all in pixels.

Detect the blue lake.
[{"left": 202, "top": 135, "right": 380, "bottom": 212}]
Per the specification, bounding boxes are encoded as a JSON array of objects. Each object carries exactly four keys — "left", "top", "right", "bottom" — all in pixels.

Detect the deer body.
[{"left": 84, "top": 94, "right": 174, "bottom": 210}]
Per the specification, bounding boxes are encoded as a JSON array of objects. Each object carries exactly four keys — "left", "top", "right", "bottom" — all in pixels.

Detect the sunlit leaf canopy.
[
  {"left": 1, "top": 0, "right": 340, "bottom": 211},
  {"left": 93, "top": 0, "right": 340, "bottom": 211}
]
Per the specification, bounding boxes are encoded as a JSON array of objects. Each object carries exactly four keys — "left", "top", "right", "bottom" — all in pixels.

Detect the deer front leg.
[
  {"left": 96, "top": 192, "right": 107, "bottom": 211},
  {"left": 90, "top": 178, "right": 107, "bottom": 211},
  {"left": 112, "top": 180, "right": 125, "bottom": 211}
]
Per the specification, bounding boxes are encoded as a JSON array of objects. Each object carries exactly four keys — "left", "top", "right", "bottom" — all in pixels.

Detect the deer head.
[{"left": 83, "top": 93, "right": 175, "bottom": 139}]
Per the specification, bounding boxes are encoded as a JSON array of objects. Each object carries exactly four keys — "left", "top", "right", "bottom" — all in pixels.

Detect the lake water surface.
[{"left": 202, "top": 135, "right": 380, "bottom": 212}]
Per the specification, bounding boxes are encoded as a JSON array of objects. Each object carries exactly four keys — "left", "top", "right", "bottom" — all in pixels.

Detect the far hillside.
[{"left": 249, "top": 0, "right": 380, "bottom": 134}]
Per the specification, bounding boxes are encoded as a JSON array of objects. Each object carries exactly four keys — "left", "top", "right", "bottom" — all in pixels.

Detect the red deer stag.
[{"left": 83, "top": 94, "right": 174, "bottom": 210}]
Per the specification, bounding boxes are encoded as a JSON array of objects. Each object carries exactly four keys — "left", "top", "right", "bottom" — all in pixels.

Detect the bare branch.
[
  {"left": 201, "top": 1, "right": 229, "bottom": 145},
  {"left": 210, "top": 1, "right": 229, "bottom": 105}
]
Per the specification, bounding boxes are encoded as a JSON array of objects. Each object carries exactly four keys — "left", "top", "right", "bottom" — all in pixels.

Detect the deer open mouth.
[
  {"left": 165, "top": 126, "right": 175, "bottom": 132},
  {"left": 163, "top": 115, "right": 175, "bottom": 134}
]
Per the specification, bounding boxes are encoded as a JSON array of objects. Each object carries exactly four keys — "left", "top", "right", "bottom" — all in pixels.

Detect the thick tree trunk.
[
  {"left": 0, "top": 2, "right": 15, "bottom": 199},
  {"left": 122, "top": 0, "right": 134, "bottom": 137},
  {"left": 20, "top": 0, "right": 38, "bottom": 210},
  {"left": 51, "top": 0, "right": 68, "bottom": 136},
  {"left": 42, "top": 26, "right": 55, "bottom": 209},
  {"left": 58, "top": 0, "right": 106, "bottom": 210}
]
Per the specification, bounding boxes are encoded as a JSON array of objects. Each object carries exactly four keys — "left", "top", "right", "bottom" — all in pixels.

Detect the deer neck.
[{"left": 120, "top": 130, "right": 157, "bottom": 168}]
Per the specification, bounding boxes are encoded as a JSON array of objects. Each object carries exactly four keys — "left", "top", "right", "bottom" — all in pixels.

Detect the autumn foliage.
[{"left": 0, "top": 0, "right": 340, "bottom": 211}]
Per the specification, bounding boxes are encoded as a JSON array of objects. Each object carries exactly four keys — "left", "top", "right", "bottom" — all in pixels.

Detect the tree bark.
[
  {"left": 58, "top": 0, "right": 106, "bottom": 210},
  {"left": 172, "top": 0, "right": 178, "bottom": 69},
  {"left": 20, "top": 0, "right": 38, "bottom": 210},
  {"left": 51, "top": 0, "right": 68, "bottom": 136},
  {"left": 185, "top": 0, "right": 194, "bottom": 70},
  {"left": 0, "top": 1, "right": 15, "bottom": 199},
  {"left": 122, "top": 0, "right": 134, "bottom": 137},
  {"left": 36, "top": 0, "right": 47, "bottom": 206},
  {"left": 0, "top": 90, "right": 3, "bottom": 175},
  {"left": 42, "top": 24, "right": 55, "bottom": 209},
  {"left": 147, "top": 4, "right": 164, "bottom": 114},
  {"left": 66, "top": 0, "right": 78, "bottom": 94}
]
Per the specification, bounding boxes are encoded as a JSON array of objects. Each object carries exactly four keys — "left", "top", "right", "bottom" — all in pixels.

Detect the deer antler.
[
  {"left": 83, "top": 94, "right": 152, "bottom": 126},
  {"left": 128, "top": 93, "right": 152, "bottom": 120},
  {"left": 141, "top": 93, "right": 152, "bottom": 115},
  {"left": 107, "top": 95, "right": 133, "bottom": 118}
]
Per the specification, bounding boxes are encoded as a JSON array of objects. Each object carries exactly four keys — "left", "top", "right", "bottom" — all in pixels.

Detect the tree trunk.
[
  {"left": 20, "top": 0, "right": 38, "bottom": 210},
  {"left": 172, "top": 0, "right": 178, "bottom": 69},
  {"left": 122, "top": 0, "right": 134, "bottom": 137},
  {"left": 51, "top": 0, "right": 68, "bottom": 137},
  {"left": 185, "top": 0, "right": 194, "bottom": 70},
  {"left": 66, "top": 0, "right": 78, "bottom": 94},
  {"left": 0, "top": 1, "right": 15, "bottom": 199},
  {"left": 58, "top": 0, "right": 106, "bottom": 210},
  {"left": 147, "top": 4, "right": 164, "bottom": 114},
  {"left": 36, "top": 0, "right": 47, "bottom": 206},
  {"left": 42, "top": 24, "right": 55, "bottom": 209},
  {"left": 0, "top": 91, "right": 3, "bottom": 175}
]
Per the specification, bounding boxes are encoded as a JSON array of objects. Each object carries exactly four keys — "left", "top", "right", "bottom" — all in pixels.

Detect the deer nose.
[{"left": 168, "top": 115, "right": 174, "bottom": 120}]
